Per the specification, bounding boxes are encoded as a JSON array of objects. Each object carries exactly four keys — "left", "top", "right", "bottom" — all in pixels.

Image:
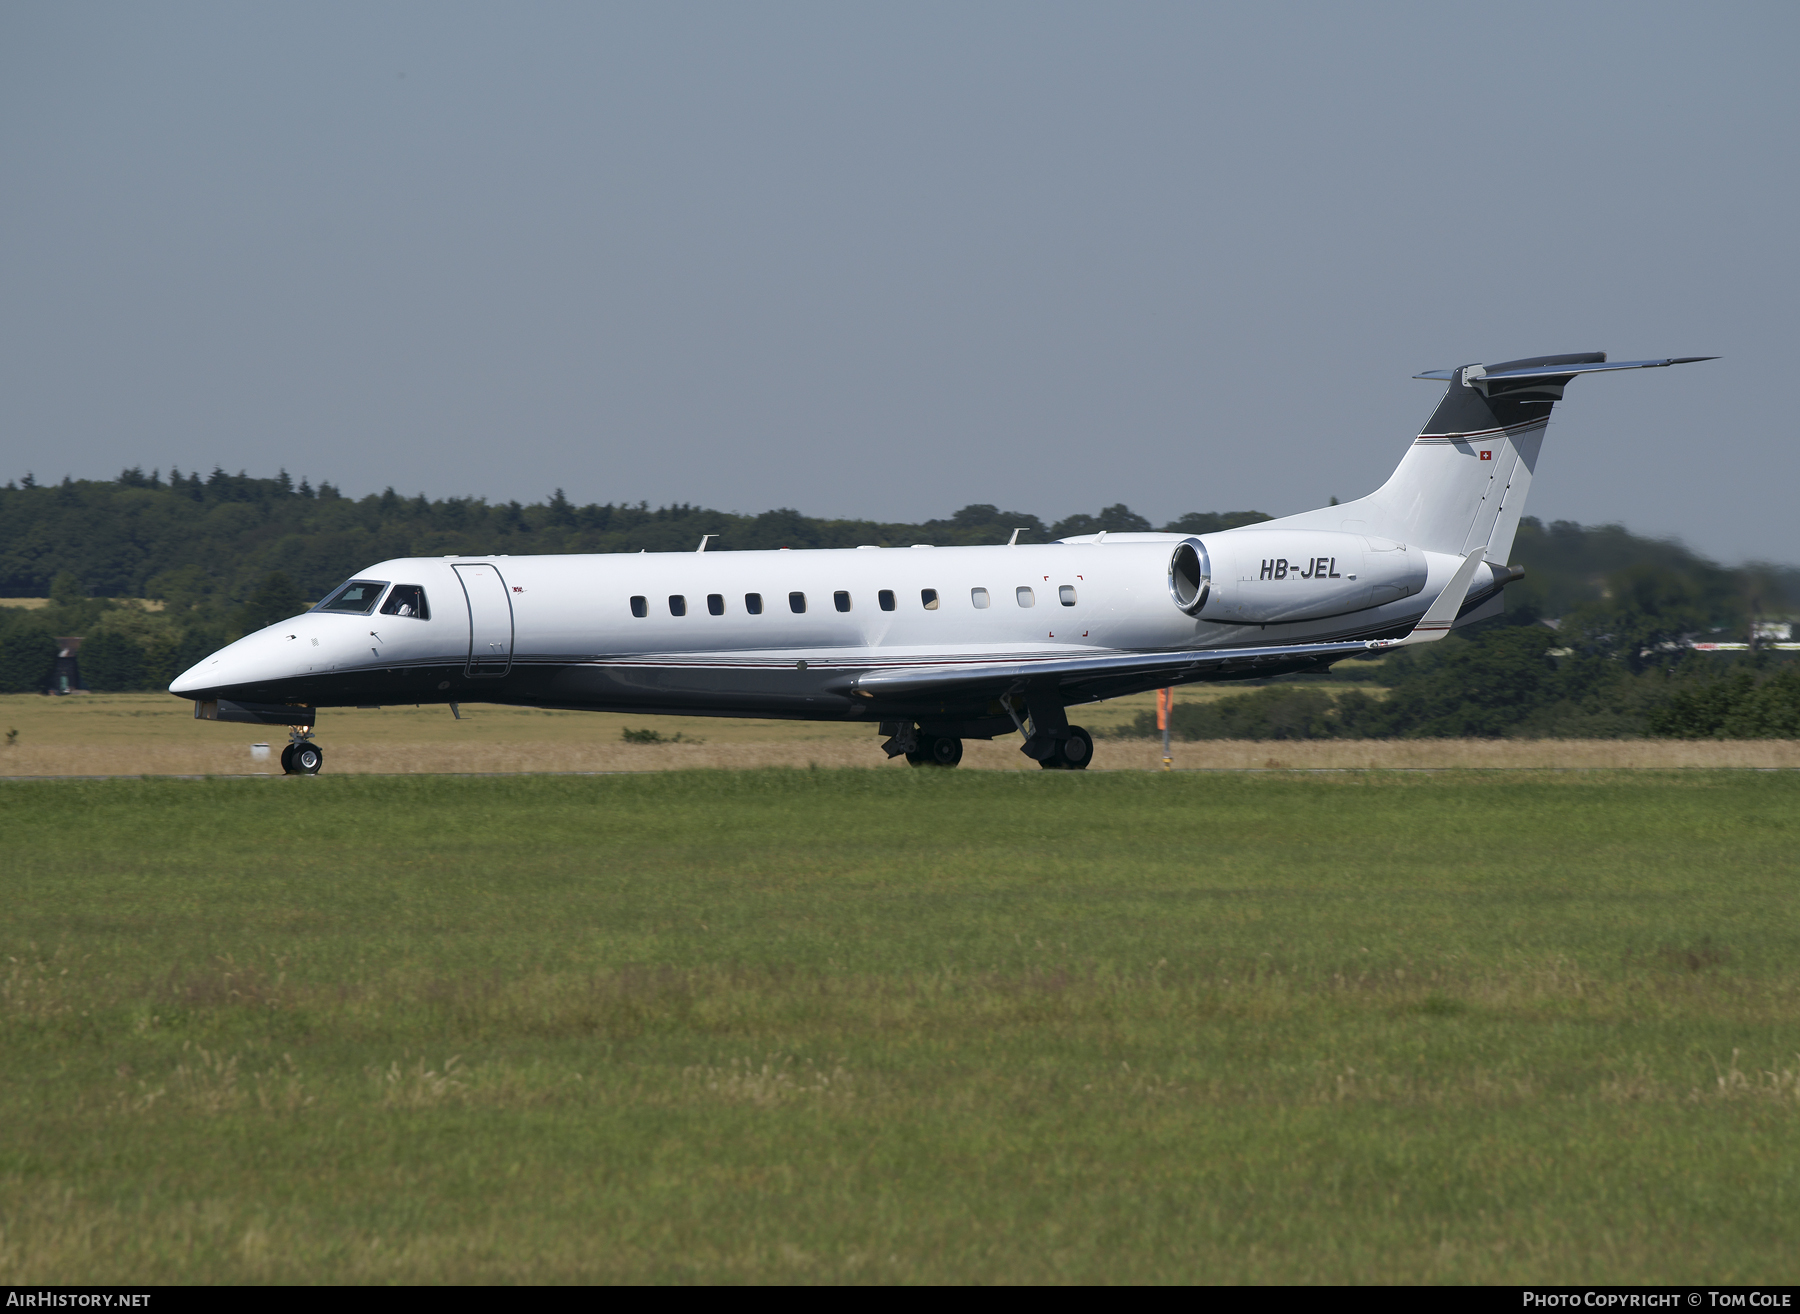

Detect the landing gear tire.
[
  {"left": 907, "top": 734, "right": 963, "bottom": 768},
  {"left": 1037, "top": 726, "right": 1093, "bottom": 771},
  {"left": 287, "top": 743, "right": 323, "bottom": 776}
]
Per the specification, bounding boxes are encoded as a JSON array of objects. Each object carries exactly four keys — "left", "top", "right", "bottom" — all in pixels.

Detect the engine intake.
[{"left": 1168, "top": 539, "right": 1211, "bottom": 616}]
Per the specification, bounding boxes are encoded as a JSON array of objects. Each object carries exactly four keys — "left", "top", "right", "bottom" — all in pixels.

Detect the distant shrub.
[
  {"left": 621, "top": 727, "right": 703, "bottom": 745},
  {"left": 1172, "top": 686, "right": 1337, "bottom": 740},
  {"left": 0, "top": 626, "right": 57, "bottom": 693},
  {"left": 1648, "top": 667, "right": 1800, "bottom": 739},
  {"left": 1119, "top": 686, "right": 1385, "bottom": 741},
  {"left": 80, "top": 631, "right": 151, "bottom": 691}
]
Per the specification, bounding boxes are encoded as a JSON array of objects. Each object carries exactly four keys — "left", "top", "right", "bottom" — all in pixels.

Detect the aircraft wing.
[{"left": 844, "top": 550, "right": 1488, "bottom": 703}]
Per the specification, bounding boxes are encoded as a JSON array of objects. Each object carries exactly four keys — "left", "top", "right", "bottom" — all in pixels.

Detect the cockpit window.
[
  {"left": 314, "top": 580, "right": 390, "bottom": 614},
  {"left": 380, "top": 585, "right": 430, "bottom": 620}
]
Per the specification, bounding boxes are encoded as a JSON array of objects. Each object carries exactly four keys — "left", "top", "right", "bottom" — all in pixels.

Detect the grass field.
[
  {"left": 3, "top": 769, "right": 1798, "bottom": 1283},
  {"left": 5, "top": 692, "right": 1800, "bottom": 774}
]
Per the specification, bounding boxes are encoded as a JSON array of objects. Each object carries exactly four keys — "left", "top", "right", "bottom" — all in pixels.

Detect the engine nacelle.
[{"left": 1170, "top": 530, "right": 1428, "bottom": 625}]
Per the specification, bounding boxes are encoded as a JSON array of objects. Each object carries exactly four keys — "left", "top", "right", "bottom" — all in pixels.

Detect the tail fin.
[{"left": 1267, "top": 352, "right": 1714, "bottom": 561}]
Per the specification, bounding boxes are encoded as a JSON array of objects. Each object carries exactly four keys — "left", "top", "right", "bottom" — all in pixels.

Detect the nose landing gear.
[{"left": 281, "top": 726, "right": 323, "bottom": 775}]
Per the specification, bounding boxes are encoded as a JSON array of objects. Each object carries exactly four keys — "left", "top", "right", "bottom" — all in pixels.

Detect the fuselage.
[{"left": 170, "top": 533, "right": 1499, "bottom": 729}]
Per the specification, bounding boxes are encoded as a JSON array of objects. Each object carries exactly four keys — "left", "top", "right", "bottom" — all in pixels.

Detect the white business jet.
[{"left": 172, "top": 352, "right": 1712, "bottom": 773}]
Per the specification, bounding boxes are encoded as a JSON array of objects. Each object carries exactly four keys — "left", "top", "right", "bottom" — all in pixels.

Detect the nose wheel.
[{"left": 282, "top": 728, "right": 324, "bottom": 775}]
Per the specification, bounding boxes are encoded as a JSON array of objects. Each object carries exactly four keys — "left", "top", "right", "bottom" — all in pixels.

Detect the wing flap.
[{"left": 843, "top": 638, "right": 1376, "bottom": 700}]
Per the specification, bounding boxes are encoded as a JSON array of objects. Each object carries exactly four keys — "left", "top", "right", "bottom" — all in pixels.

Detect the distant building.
[{"left": 51, "top": 636, "right": 87, "bottom": 694}]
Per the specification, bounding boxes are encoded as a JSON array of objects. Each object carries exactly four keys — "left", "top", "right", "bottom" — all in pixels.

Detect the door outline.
[{"left": 453, "top": 563, "right": 514, "bottom": 677}]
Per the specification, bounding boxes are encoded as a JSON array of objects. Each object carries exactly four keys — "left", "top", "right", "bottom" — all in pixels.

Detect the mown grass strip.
[{"left": 3, "top": 771, "right": 1797, "bottom": 1282}]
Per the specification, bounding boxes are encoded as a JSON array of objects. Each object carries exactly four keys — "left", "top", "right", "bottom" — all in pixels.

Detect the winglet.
[{"left": 1369, "top": 548, "right": 1487, "bottom": 649}]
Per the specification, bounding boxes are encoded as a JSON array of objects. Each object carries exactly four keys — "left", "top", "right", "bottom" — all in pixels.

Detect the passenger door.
[{"left": 453, "top": 563, "right": 514, "bottom": 677}]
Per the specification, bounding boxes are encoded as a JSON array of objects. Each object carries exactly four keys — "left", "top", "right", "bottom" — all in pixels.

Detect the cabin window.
[
  {"left": 834, "top": 591, "right": 851, "bottom": 612},
  {"left": 789, "top": 592, "right": 806, "bottom": 614},
  {"left": 630, "top": 596, "right": 647, "bottom": 618},
  {"left": 1016, "top": 587, "right": 1034, "bottom": 608},
  {"left": 921, "top": 589, "right": 939, "bottom": 610},
  {"left": 380, "top": 585, "right": 430, "bottom": 620},
  {"left": 1059, "top": 585, "right": 1077, "bottom": 606},
  {"left": 669, "top": 595, "right": 687, "bottom": 617},
  {"left": 707, "top": 594, "right": 725, "bottom": 616},
  {"left": 878, "top": 590, "right": 895, "bottom": 611},
  {"left": 315, "top": 580, "right": 390, "bottom": 615},
  {"left": 971, "top": 588, "right": 990, "bottom": 609},
  {"left": 745, "top": 593, "right": 763, "bottom": 614}
]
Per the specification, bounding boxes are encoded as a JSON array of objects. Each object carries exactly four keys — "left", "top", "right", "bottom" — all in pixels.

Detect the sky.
[{"left": 3, "top": 2, "right": 1795, "bottom": 562}]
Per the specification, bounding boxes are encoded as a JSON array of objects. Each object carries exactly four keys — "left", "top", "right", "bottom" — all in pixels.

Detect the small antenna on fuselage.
[
  {"left": 697, "top": 534, "right": 718, "bottom": 552},
  {"left": 1006, "top": 528, "right": 1027, "bottom": 547}
]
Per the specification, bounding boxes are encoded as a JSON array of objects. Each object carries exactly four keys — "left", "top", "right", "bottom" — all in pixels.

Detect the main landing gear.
[
  {"left": 907, "top": 734, "right": 964, "bottom": 768},
  {"left": 1034, "top": 724, "right": 1093, "bottom": 771},
  {"left": 880, "top": 722, "right": 965, "bottom": 768},
  {"left": 1009, "top": 694, "right": 1093, "bottom": 771},
  {"left": 281, "top": 726, "right": 323, "bottom": 776},
  {"left": 876, "top": 707, "right": 1093, "bottom": 771}
]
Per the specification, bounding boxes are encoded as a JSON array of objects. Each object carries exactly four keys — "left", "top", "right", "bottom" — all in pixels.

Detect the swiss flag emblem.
[{"left": 1479, "top": 450, "right": 1492, "bottom": 461}]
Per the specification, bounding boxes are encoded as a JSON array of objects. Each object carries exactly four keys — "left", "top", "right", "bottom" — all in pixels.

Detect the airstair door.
[{"left": 453, "top": 563, "right": 514, "bottom": 677}]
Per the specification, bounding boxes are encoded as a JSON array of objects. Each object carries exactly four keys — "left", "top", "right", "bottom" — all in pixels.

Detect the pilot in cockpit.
[{"left": 381, "top": 585, "right": 429, "bottom": 620}]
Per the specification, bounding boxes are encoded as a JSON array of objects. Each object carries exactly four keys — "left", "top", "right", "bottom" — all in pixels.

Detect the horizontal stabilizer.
[{"left": 1415, "top": 354, "right": 1716, "bottom": 383}]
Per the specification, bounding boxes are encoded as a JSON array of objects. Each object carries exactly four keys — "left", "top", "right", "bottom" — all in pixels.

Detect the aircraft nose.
[
  {"left": 169, "top": 643, "right": 247, "bottom": 695},
  {"left": 168, "top": 657, "right": 218, "bottom": 696},
  {"left": 168, "top": 625, "right": 309, "bottom": 696}
]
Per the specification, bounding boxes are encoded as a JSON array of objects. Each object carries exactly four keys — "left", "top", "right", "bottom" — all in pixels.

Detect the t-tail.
[{"left": 1268, "top": 352, "right": 1715, "bottom": 562}]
